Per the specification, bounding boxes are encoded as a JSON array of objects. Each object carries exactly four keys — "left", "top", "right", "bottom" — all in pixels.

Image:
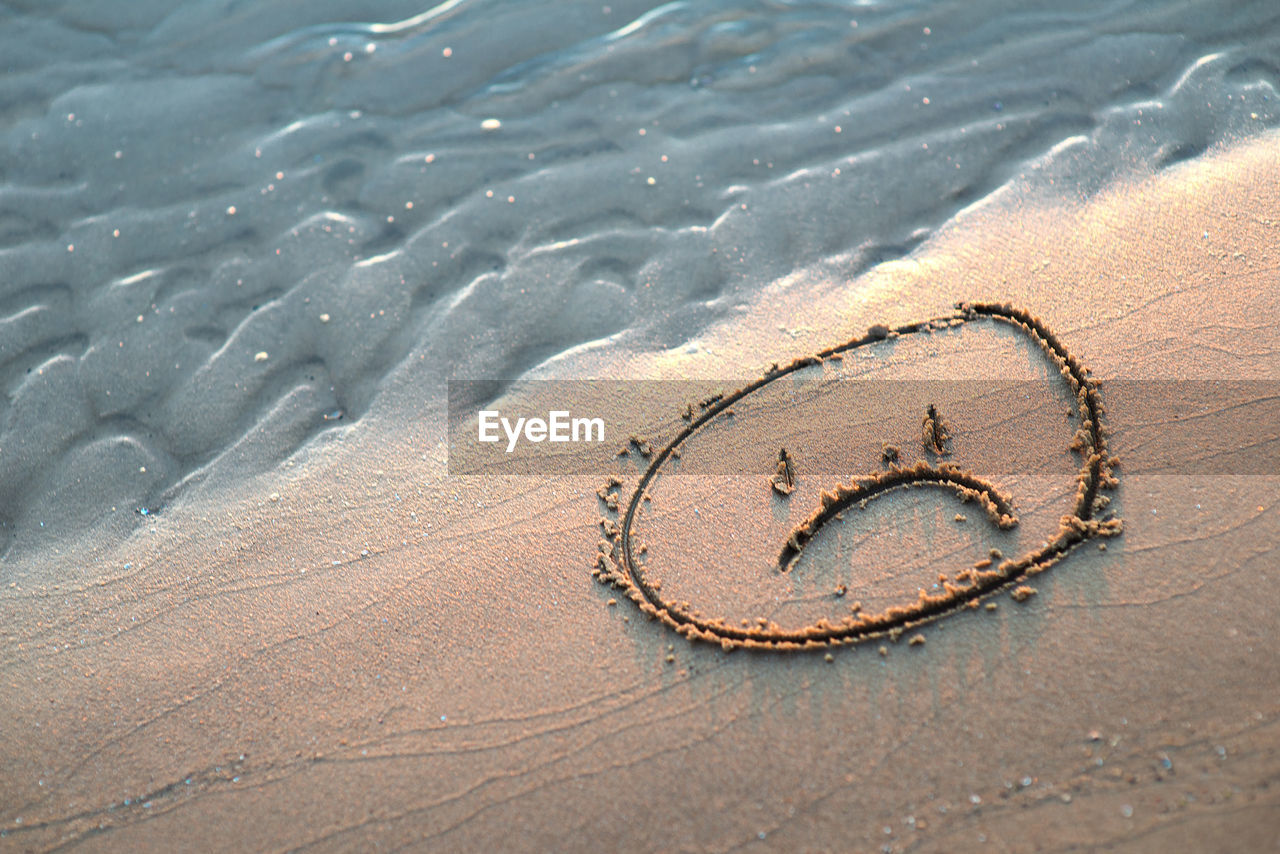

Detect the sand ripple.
[{"left": 0, "top": 0, "right": 1276, "bottom": 555}]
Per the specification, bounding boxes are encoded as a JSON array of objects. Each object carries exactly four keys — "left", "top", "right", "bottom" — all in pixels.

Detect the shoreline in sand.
[{"left": 4, "top": 131, "right": 1278, "bottom": 852}]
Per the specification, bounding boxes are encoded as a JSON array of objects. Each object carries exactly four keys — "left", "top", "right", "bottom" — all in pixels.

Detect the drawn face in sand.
[{"left": 595, "top": 303, "right": 1123, "bottom": 650}]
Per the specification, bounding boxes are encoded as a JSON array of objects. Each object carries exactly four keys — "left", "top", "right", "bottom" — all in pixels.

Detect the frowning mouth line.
[
  {"left": 776, "top": 462, "right": 1019, "bottom": 573},
  {"left": 594, "top": 302, "right": 1123, "bottom": 651}
]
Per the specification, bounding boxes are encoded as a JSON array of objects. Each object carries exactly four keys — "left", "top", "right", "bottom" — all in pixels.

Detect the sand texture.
[
  {"left": 2, "top": 2, "right": 1280, "bottom": 852},
  {"left": 4, "top": 128, "right": 1277, "bottom": 854}
]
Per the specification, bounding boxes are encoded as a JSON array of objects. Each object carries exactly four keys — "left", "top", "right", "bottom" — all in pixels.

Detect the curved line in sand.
[
  {"left": 600, "top": 302, "right": 1123, "bottom": 651},
  {"left": 775, "top": 465, "right": 1019, "bottom": 574}
]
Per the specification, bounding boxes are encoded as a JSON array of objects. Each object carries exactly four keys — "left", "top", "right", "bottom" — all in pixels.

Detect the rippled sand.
[{"left": 3, "top": 2, "right": 1279, "bottom": 851}]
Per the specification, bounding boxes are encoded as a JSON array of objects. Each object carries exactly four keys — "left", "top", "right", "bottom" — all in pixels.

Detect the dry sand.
[{"left": 4, "top": 131, "right": 1280, "bottom": 852}]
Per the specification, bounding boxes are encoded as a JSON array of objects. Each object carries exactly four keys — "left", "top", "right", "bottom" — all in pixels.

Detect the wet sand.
[{"left": 4, "top": 128, "right": 1278, "bottom": 852}]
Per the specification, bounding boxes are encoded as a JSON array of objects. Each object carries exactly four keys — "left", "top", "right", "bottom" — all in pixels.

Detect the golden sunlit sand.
[{"left": 3, "top": 133, "right": 1278, "bottom": 852}]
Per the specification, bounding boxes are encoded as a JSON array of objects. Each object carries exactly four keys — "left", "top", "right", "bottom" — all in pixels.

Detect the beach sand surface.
[{"left": 3, "top": 124, "right": 1278, "bottom": 852}]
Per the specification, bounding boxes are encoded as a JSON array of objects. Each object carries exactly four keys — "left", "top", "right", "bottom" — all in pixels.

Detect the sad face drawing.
[{"left": 595, "top": 303, "right": 1123, "bottom": 650}]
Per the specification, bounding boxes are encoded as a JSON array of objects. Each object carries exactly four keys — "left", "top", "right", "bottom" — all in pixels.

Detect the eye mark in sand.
[
  {"left": 922, "top": 403, "right": 951, "bottom": 456},
  {"left": 769, "top": 447, "right": 796, "bottom": 496},
  {"left": 593, "top": 303, "right": 1123, "bottom": 651}
]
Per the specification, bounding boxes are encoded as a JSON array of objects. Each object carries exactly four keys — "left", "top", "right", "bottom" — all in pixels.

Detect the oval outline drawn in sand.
[{"left": 595, "top": 303, "right": 1123, "bottom": 651}]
